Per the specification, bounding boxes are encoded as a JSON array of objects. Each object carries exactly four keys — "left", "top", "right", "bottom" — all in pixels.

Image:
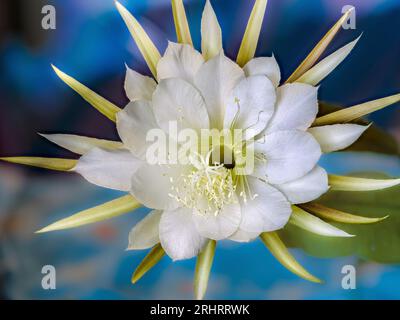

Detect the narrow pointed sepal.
[
  {"left": 290, "top": 206, "right": 354, "bottom": 237},
  {"left": 40, "top": 133, "right": 123, "bottom": 155},
  {"left": 194, "top": 240, "right": 216, "bottom": 300},
  {"left": 297, "top": 35, "right": 361, "bottom": 86},
  {"left": 236, "top": 0, "right": 268, "bottom": 67},
  {"left": 260, "top": 232, "right": 322, "bottom": 283},
  {"left": 328, "top": 174, "right": 400, "bottom": 191},
  {"left": 314, "top": 93, "right": 400, "bottom": 126},
  {"left": 201, "top": 0, "right": 222, "bottom": 60},
  {"left": 36, "top": 195, "right": 141, "bottom": 233},
  {"left": 286, "top": 7, "right": 354, "bottom": 83},
  {"left": 0, "top": 157, "right": 77, "bottom": 171},
  {"left": 115, "top": 1, "right": 161, "bottom": 78},
  {"left": 131, "top": 243, "right": 165, "bottom": 284},
  {"left": 52, "top": 65, "right": 121, "bottom": 122},
  {"left": 172, "top": 0, "right": 193, "bottom": 45},
  {"left": 299, "top": 203, "right": 388, "bottom": 224}
]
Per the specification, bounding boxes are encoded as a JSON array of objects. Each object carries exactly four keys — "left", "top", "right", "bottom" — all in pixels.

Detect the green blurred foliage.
[{"left": 281, "top": 172, "right": 400, "bottom": 263}]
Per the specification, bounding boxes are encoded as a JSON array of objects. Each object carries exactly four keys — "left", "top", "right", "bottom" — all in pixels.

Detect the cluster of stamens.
[
  {"left": 169, "top": 151, "right": 237, "bottom": 216},
  {"left": 169, "top": 149, "right": 258, "bottom": 216}
]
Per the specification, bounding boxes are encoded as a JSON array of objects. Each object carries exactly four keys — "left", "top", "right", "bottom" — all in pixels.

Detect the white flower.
[
  {"left": 73, "top": 38, "right": 370, "bottom": 261},
  {"left": 57, "top": 2, "right": 370, "bottom": 262},
  {"left": 3, "top": 0, "right": 398, "bottom": 295}
]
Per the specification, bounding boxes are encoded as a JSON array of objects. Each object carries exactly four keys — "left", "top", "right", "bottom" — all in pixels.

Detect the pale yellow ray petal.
[
  {"left": 297, "top": 35, "right": 361, "bottom": 86},
  {"left": 236, "top": 0, "right": 268, "bottom": 67},
  {"left": 194, "top": 240, "right": 216, "bottom": 300},
  {"left": 132, "top": 243, "right": 165, "bottom": 284},
  {"left": 328, "top": 174, "right": 400, "bottom": 191},
  {"left": 0, "top": 157, "right": 77, "bottom": 171},
  {"left": 290, "top": 206, "right": 354, "bottom": 237},
  {"left": 260, "top": 232, "right": 322, "bottom": 283},
  {"left": 40, "top": 133, "right": 123, "bottom": 155},
  {"left": 285, "top": 7, "right": 354, "bottom": 83},
  {"left": 36, "top": 195, "right": 141, "bottom": 233},
  {"left": 201, "top": 0, "right": 222, "bottom": 60},
  {"left": 172, "top": 0, "right": 193, "bottom": 45},
  {"left": 299, "top": 203, "right": 388, "bottom": 224},
  {"left": 313, "top": 93, "right": 400, "bottom": 126},
  {"left": 115, "top": 1, "right": 161, "bottom": 78},
  {"left": 52, "top": 65, "right": 121, "bottom": 122}
]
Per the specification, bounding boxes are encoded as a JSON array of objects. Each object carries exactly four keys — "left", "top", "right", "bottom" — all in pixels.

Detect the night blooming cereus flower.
[{"left": 2, "top": 0, "right": 400, "bottom": 299}]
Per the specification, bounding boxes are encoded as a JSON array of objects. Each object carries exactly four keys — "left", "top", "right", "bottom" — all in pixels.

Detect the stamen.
[
  {"left": 168, "top": 152, "right": 238, "bottom": 215},
  {"left": 230, "top": 98, "right": 241, "bottom": 130},
  {"left": 236, "top": 174, "right": 258, "bottom": 203},
  {"left": 242, "top": 110, "right": 265, "bottom": 132}
]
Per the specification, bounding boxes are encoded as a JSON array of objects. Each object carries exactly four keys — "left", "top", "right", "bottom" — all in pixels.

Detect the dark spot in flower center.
[{"left": 209, "top": 145, "right": 235, "bottom": 169}]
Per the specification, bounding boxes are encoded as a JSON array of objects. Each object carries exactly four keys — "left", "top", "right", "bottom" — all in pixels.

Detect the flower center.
[
  {"left": 208, "top": 144, "right": 235, "bottom": 169},
  {"left": 170, "top": 151, "right": 237, "bottom": 215},
  {"left": 169, "top": 149, "right": 258, "bottom": 216}
]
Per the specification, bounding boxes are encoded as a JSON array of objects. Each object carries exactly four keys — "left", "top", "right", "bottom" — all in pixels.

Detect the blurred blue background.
[{"left": 0, "top": 0, "right": 399, "bottom": 299}]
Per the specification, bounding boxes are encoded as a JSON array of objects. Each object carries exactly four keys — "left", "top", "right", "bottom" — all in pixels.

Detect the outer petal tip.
[
  {"left": 114, "top": 1, "right": 123, "bottom": 10},
  {"left": 35, "top": 223, "right": 60, "bottom": 234},
  {"left": 131, "top": 276, "right": 139, "bottom": 284},
  {"left": 51, "top": 64, "right": 62, "bottom": 76},
  {"left": 201, "top": 0, "right": 222, "bottom": 60},
  {"left": 381, "top": 215, "right": 390, "bottom": 221}
]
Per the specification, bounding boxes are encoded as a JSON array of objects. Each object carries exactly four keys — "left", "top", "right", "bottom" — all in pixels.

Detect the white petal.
[
  {"left": 201, "top": 0, "right": 222, "bottom": 60},
  {"left": 192, "top": 200, "right": 241, "bottom": 240},
  {"left": 127, "top": 210, "right": 162, "bottom": 250},
  {"left": 153, "top": 78, "right": 209, "bottom": 133},
  {"left": 224, "top": 75, "right": 276, "bottom": 139},
  {"left": 240, "top": 177, "right": 292, "bottom": 233},
  {"left": 124, "top": 65, "right": 157, "bottom": 101},
  {"left": 130, "top": 163, "right": 188, "bottom": 210},
  {"left": 274, "top": 166, "right": 329, "bottom": 204},
  {"left": 229, "top": 229, "right": 259, "bottom": 243},
  {"left": 159, "top": 207, "right": 206, "bottom": 261},
  {"left": 195, "top": 52, "right": 244, "bottom": 129},
  {"left": 297, "top": 35, "right": 361, "bottom": 86},
  {"left": 308, "top": 124, "right": 370, "bottom": 153},
  {"left": 40, "top": 133, "right": 122, "bottom": 155},
  {"left": 74, "top": 148, "right": 140, "bottom": 191},
  {"left": 290, "top": 207, "right": 354, "bottom": 237},
  {"left": 264, "top": 83, "right": 318, "bottom": 134},
  {"left": 243, "top": 56, "right": 281, "bottom": 87},
  {"left": 157, "top": 42, "right": 204, "bottom": 85},
  {"left": 254, "top": 130, "right": 321, "bottom": 184},
  {"left": 116, "top": 100, "right": 159, "bottom": 159}
]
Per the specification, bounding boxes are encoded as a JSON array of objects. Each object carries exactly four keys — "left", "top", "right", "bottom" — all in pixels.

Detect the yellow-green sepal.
[
  {"left": 194, "top": 240, "right": 216, "bottom": 300},
  {"left": 36, "top": 195, "right": 141, "bottom": 233},
  {"left": 132, "top": 243, "right": 165, "bottom": 284},
  {"left": 0, "top": 156, "right": 77, "bottom": 171},
  {"left": 260, "top": 232, "right": 322, "bottom": 283}
]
